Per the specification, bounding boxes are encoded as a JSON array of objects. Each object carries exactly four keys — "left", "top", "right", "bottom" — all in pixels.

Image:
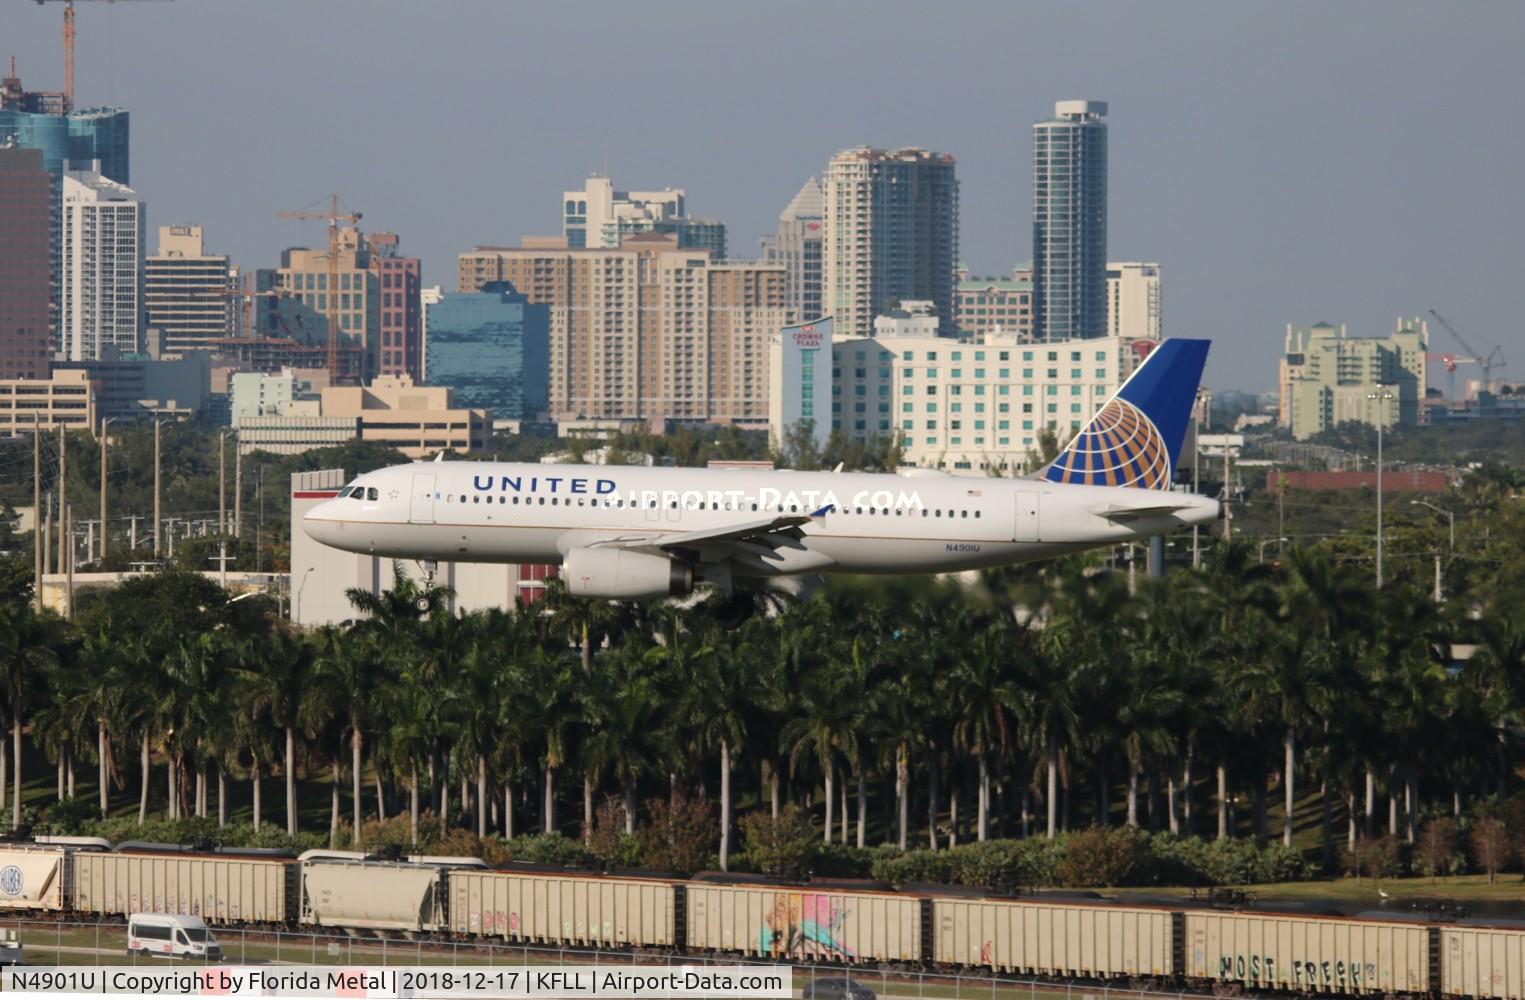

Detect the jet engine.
[{"left": 563, "top": 547, "right": 694, "bottom": 600}]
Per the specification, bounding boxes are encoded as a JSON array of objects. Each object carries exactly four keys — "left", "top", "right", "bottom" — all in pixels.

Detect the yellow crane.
[
  {"left": 33, "top": 0, "right": 172, "bottom": 112},
  {"left": 278, "top": 194, "right": 363, "bottom": 383}
]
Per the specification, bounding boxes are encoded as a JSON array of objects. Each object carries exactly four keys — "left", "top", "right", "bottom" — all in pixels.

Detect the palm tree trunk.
[
  {"left": 504, "top": 781, "right": 514, "bottom": 839},
  {"left": 98, "top": 723, "right": 108, "bottom": 817},
  {"left": 1021, "top": 788, "right": 1031, "bottom": 839},
  {"left": 167, "top": 755, "right": 176, "bottom": 820},
  {"left": 1364, "top": 767, "right": 1375, "bottom": 837},
  {"left": 823, "top": 761, "right": 834, "bottom": 845},
  {"left": 479, "top": 756, "right": 488, "bottom": 839},
  {"left": 1347, "top": 790, "right": 1357, "bottom": 851},
  {"left": 285, "top": 726, "right": 297, "bottom": 837},
  {"left": 948, "top": 781, "right": 958, "bottom": 848},
  {"left": 1217, "top": 763, "right": 1228, "bottom": 840},
  {"left": 375, "top": 773, "right": 386, "bottom": 824},
  {"left": 1168, "top": 774, "right": 1179, "bottom": 835},
  {"left": 329, "top": 740, "right": 340, "bottom": 848},
  {"left": 1320, "top": 780, "right": 1332, "bottom": 872},
  {"left": 977, "top": 754, "right": 989, "bottom": 842},
  {"left": 1046, "top": 745, "right": 1058, "bottom": 840},
  {"left": 896, "top": 744, "right": 908, "bottom": 851},
  {"left": 769, "top": 762, "right": 779, "bottom": 819},
  {"left": 252, "top": 754, "right": 262, "bottom": 831},
  {"left": 840, "top": 774, "right": 849, "bottom": 844},
  {"left": 856, "top": 767, "right": 866, "bottom": 848},
  {"left": 57, "top": 752, "right": 64, "bottom": 801},
  {"left": 409, "top": 762, "right": 419, "bottom": 845},
  {"left": 623, "top": 781, "right": 635, "bottom": 835},
  {"left": 582, "top": 771, "right": 593, "bottom": 843},
  {"left": 1283, "top": 726, "right": 1295, "bottom": 849},
  {"left": 217, "top": 770, "right": 226, "bottom": 827},
  {"left": 543, "top": 764, "right": 555, "bottom": 834},
  {"left": 720, "top": 738, "right": 732, "bottom": 870},
  {"left": 138, "top": 731, "right": 148, "bottom": 826},
  {"left": 351, "top": 728, "right": 363, "bottom": 845},
  {"left": 440, "top": 754, "right": 449, "bottom": 825},
  {"left": 1388, "top": 767, "right": 1398, "bottom": 836},
  {"left": 1404, "top": 760, "right": 1417, "bottom": 844},
  {"left": 1182, "top": 745, "right": 1194, "bottom": 835},
  {"left": 926, "top": 746, "right": 938, "bottom": 849},
  {"left": 1127, "top": 770, "right": 1139, "bottom": 828},
  {"left": 9, "top": 720, "right": 19, "bottom": 828}
]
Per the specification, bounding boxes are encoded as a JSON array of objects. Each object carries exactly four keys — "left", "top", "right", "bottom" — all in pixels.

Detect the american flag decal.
[{"left": 966, "top": 489, "right": 983, "bottom": 497}]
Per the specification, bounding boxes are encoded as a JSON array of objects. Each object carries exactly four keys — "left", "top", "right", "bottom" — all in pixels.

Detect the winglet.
[{"left": 1043, "top": 338, "right": 1209, "bottom": 490}]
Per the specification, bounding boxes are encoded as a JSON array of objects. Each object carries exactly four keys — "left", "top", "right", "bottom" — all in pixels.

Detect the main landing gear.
[{"left": 415, "top": 559, "right": 438, "bottom": 613}]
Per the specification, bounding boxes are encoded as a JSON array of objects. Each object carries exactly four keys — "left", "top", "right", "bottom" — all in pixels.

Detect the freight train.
[{"left": 0, "top": 836, "right": 1520, "bottom": 999}]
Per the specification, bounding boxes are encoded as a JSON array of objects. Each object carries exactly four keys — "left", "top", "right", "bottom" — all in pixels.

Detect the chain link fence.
[{"left": 1, "top": 919, "right": 1212, "bottom": 1000}]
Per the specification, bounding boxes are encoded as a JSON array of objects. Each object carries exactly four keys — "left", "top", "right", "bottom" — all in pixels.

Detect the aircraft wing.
[{"left": 577, "top": 506, "right": 833, "bottom": 562}]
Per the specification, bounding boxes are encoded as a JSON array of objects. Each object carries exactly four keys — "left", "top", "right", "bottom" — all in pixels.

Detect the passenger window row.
[{"left": 441, "top": 493, "right": 981, "bottom": 520}]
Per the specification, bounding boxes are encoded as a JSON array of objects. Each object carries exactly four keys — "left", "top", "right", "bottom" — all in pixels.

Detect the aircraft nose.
[{"left": 303, "top": 501, "right": 341, "bottom": 545}]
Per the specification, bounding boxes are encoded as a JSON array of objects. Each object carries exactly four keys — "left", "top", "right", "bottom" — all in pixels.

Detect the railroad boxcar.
[
  {"left": 931, "top": 894, "right": 1174, "bottom": 979},
  {"left": 448, "top": 865, "right": 676, "bottom": 949},
  {"left": 1442, "top": 921, "right": 1525, "bottom": 999},
  {"left": 1183, "top": 909, "right": 1431, "bottom": 995},
  {"left": 0, "top": 837, "right": 109, "bottom": 912},
  {"left": 298, "top": 850, "right": 485, "bottom": 933},
  {"left": 73, "top": 843, "right": 295, "bottom": 925},
  {"left": 685, "top": 876, "right": 921, "bottom": 965}
]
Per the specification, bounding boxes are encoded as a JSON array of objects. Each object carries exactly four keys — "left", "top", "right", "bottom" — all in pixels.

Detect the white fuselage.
[{"left": 303, "top": 461, "right": 1220, "bottom": 579}]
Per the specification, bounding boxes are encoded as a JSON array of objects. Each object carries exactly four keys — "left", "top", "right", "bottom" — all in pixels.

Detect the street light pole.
[
  {"left": 1367, "top": 389, "right": 1394, "bottom": 588},
  {"left": 1411, "top": 499, "right": 1455, "bottom": 602}
]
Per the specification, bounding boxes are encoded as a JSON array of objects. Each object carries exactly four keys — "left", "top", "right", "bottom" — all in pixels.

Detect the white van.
[{"left": 127, "top": 914, "right": 222, "bottom": 961}]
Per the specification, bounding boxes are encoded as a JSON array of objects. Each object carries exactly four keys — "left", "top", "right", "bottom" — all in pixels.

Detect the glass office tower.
[
  {"left": 424, "top": 282, "right": 549, "bottom": 419},
  {"left": 1033, "top": 100, "right": 1107, "bottom": 341}
]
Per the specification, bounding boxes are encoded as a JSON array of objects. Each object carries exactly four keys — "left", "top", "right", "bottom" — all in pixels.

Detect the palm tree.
[
  {"left": 240, "top": 630, "right": 319, "bottom": 836},
  {"left": 946, "top": 617, "right": 1021, "bottom": 841},
  {"left": 0, "top": 603, "right": 66, "bottom": 824},
  {"left": 781, "top": 619, "right": 866, "bottom": 845}
]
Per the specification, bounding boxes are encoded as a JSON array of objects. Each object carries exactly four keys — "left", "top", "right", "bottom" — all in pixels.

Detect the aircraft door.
[
  {"left": 1014, "top": 490, "right": 1039, "bottom": 542},
  {"left": 410, "top": 474, "right": 437, "bottom": 525}
]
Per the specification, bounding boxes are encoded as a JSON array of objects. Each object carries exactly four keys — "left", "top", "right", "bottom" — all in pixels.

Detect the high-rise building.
[
  {"left": 366, "top": 231, "right": 424, "bottom": 381},
  {"left": 561, "top": 176, "right": 726, "bottom": 256},
  {"left": 61, "top": 165, "right": 143, "bottom": 361},
  {"left": 759, "top": 177, "right": 825, "bottom": 324},
  {"left": 957, "top": 264, "right": 1034, "bottom": 343},
  {"left": 1033, "top": 101, "right": 1108, "bottom": 341},
  {"left": 1280, "top": 319, "right": 1428, "bottom": 441},
  {"left": 144, "top": 225, "right": 238, "bottom": 356},
  {"left": 255, "top": 227, "right": 378, "bottom": 379},
  {"left": 822, "top": 147, "right": 959, "bottom": 338},
  {"left": 459, "top": 234, "right": 784, "bottom": 425},
  {"left": 1105, "top": 262, "right": 1161, "bottom": 339},
  {"left": 424, "top": 282, "right": 550, "bottom": 420},
  {"left": 0, "top": 145, "right": 51, "bottom": 379}
]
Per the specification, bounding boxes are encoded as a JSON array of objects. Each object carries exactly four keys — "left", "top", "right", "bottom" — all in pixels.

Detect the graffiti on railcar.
[
  {"left": 1217, "top": 953, "right": 1379, "bottom": 989},
  {"left": 759, "top": 893, "right": 854, "bottom": 960}
]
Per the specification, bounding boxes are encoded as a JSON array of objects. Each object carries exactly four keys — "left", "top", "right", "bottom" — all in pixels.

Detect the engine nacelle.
[{"left": 563, "top": 547, "right": 694, "bottom": 600}]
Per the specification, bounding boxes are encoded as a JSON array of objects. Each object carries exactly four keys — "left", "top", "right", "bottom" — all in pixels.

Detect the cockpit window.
[
  {"left": 367, "top": 488, "right": 379, "bottom": 501},
  {"left": 351, "top": 488, "right": 366, "bottom": 501},
  {"left": 336, "top": 486, "right": 352, "bottom": 498}
]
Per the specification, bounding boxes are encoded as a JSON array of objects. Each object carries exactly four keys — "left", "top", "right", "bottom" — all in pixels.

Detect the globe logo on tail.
[{"left": 1043, "top": 397, "right": 1172, "bottom": 490}]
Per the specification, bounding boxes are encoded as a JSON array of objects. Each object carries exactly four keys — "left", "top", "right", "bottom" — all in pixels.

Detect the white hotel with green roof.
[{"left": 771, "top": 317, "right": 1159, "bottom": 475}]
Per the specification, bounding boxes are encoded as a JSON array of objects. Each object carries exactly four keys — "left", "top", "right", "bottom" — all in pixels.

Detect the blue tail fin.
[{"left": 1042, "top": 338, "right": 1210, "bottom": 490}]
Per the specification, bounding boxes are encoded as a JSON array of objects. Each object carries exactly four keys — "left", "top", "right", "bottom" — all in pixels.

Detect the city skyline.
[{"left": 5, "top": 1, "right": 1522, "bottom": 389}]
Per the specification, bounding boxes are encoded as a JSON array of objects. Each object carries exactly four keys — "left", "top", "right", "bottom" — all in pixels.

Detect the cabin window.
[
  {"left": 975, "top": 511, "right": 981, "bottom": 518},
  {"left": 538, "top": 497, "right": 545, "bottom": 505},
  {"left": 473, "top": 496, "right": 480, "bottom": 503},
  {"left": 751, "top": 503, "right": 758, "bottom": 511},
  {"left": 961, "top": 510, "right": 968, "bottom": 518}
]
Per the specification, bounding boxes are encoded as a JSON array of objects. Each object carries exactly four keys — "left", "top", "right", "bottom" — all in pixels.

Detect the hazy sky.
[{"left": 6, "top": 1, "right": 1523, "bottom": 390}]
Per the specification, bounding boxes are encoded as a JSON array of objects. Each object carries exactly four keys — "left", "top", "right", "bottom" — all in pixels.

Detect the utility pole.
[
  {"left": 1368, "top": 390, "right": 1393, "bottom": 588},
  {"left": 153, "top": 418, "right": 162, "bottom": 558},
  {"left": 233, "top": 440, "right": 242, "bottom": 540},
  {"left": 98, "top": 417, "right": 108, "bottom": 566},
  {"left": 219, "top": 431, "right": 227, "bottom": 538},
  {"left": 42, "top": 492, "right": 52, "bottom": 577},
  {"left": 1220, "top": 435, "right": 1232, "bottom": 542},
  {"left": 64, "top": 503, "right": 74, "bottom": 622},
  {"left": 32, "top": 429, "right": 41, "bottom": 613},
  {"left": 57, "top": 427, "right": 66, "bottom": 575}
]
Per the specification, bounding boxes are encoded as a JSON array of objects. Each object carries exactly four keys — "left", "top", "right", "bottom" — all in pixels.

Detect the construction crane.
[
  {"left": 33, "top": 0, "right": 171, "bottom": 112},
  {"left": 278, "top": 194, "right": 362, "bottom": 383},
  {"left": 1429, "top": 309, "right": 1507, "bottom": 397}
]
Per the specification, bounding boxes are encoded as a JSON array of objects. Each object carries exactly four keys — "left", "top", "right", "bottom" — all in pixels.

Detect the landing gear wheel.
[
  {"left": 713, "top": 592, "right": 757, "bottom": 630},
  {"left": 415, "top": 559, "right": 439, "bottom": 613},
  {"left": 414, "top": 594, "right": 433, "bottom": 613}
]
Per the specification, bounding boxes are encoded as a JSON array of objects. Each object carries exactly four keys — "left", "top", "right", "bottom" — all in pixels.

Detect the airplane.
[{"left": 304, "top": 337, "right": 1219, "bottom": 624}]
